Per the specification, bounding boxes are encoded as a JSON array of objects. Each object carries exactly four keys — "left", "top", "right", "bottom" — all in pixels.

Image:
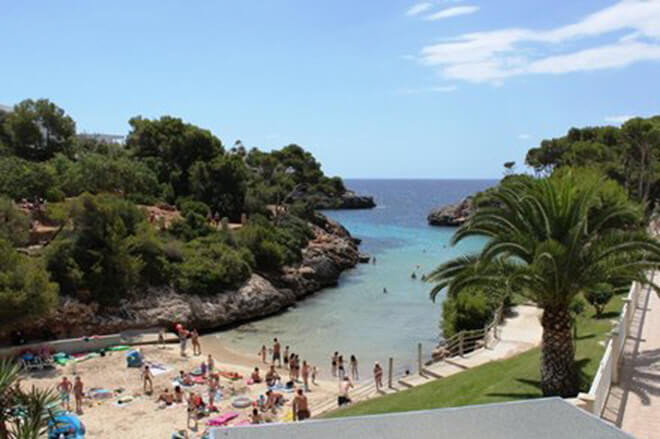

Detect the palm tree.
[
  {"left": 0, "top": 360, "right": 57, "bottom": 439},
  {"left": 428, "top": 171, "right": 660, "bottom": 397}
]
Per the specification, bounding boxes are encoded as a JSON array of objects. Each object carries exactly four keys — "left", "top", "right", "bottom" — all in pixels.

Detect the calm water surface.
[{"left": 215, "top": 179, "right": 498, "bottom": 375}]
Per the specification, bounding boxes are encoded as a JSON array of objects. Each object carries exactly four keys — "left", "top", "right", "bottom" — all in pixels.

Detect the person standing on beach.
[
  {"left": 207, "top": 354, "right": 215, "bottom": 373},
  {"left": 301, "top": 361, "right": 310, "bottom": 391},
  {"left": 57, "top": 377, "right": 72, "bottom": 411},
  {"left": 143, "top": 365, "right": 153, "bottom": 394},
  {"left": 259, "top": 345, "right": 267, "bottom": 363},
  {"left": 272, "top": 338, "right": 281, "bottom": 368},
  {"left": 191, "top": 329, "right": 201, "bottom": 356},
  {"left": 73, "top": 376, "right": 84, "bottom": 414},
  {"left": 337, "top": 377, "right": 353, "bottom": 407},
  {"left": 292, "top": 389, "right": 310, "bottom": 421},
  {"left": 283, "top": 345, "right": 289, "bottom": 368},
  {"left": 177, "top": 324, "right": 188, "bottom": 357},
  {"left": 350, "top": 355, "right": 359, "bottom": 381},
  {"left": 373, "top": 362, "right": 383, "bottom": 392},
  {"left": 207, "top": 375, "right": 219, "bottom": 409},
  {"left": 331, "top": 352, "right": 338, "bottom": 377},
  {"left": 311, "top": 366, "right": 318, "bottom": 385},
  {"left": 337, "top": 355, "right": 345, "bottom": 379}
]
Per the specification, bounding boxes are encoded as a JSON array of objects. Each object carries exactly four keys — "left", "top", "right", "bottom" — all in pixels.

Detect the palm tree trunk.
[{"left": 540, "top": 305, "right": 579, "bottom": 397}]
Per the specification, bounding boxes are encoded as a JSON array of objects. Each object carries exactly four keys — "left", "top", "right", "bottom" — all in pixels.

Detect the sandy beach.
[{"left": 21, "top": 340, "right": 342, "bottom": 439}]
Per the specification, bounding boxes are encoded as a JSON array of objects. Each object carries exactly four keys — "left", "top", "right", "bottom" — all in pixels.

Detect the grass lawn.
[{"left": 324, "top": 294, "right": 623, "bottom": 418}]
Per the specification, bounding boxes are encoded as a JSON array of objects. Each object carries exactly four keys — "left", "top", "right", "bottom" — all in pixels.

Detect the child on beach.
[
  {"left": 207, "top": 354, "right": 215, "bottom": 373},
  {"left": 143, "top": 365, "right": 153, "bottom": 394},
  {"left": 331, "top": 352, "right": 338, "bottom": 377},
  {"left": 73, "top": 376, "right": 84, "bottom": 414},
  {"left": 337, "top": 355, "right": 345, "bottom": 380},
  {"left": 283, "top": 346, "right": 290, "bottom": 367},
  {"left": 311, "top": 366, "right": 317, "bottom": 385},
  {"left": 57, "top": 376, "right": 72, "bottom": 411},
  {"left": 259, "top": 345, "right": 267, "bottom": 363}
]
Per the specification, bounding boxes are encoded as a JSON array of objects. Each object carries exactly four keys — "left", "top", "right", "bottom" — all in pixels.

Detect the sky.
[{"left": 1, "top": 0, "right": 660, "bottom": 179}]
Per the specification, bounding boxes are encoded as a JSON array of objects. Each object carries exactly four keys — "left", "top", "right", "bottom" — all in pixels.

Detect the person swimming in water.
[
  {"left": 383, "top": 287, "right": 388, "bottom": 294},
  {"left": 411, "top": 272, "right": 417, "bottom": 279}
]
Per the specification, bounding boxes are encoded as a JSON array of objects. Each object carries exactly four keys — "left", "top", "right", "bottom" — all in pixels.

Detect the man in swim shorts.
[
  {"left": 293, "top": 389, "right": 310, "bottom": 421},
  {"left": 272, "top": 338, "right": 281, "bottom": 367},
  {"left": 57, "top": 376, "right": 72, "bottom": 411},
  {"left": 265, "top": 365, "right": 280, "bottom": 387}
]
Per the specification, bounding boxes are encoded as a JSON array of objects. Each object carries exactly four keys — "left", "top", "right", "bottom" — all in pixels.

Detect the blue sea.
[{"left": 217, "top": 179, "right": 498, "bottom": 375}]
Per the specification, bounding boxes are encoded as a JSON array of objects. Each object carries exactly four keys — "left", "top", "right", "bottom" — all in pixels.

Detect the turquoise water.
[{"left": 217, "top": 179, "right": 497, "bottom": 375}]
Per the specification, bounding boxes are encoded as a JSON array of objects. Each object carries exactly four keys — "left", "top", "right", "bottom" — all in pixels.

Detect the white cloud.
[
  {"left": 604, "top": 115, "right": 636, "bottom": 125},
  {"left": 398, "top": 85, "right": 458, "bottom": 94},
  {"left": 416, "top": 0, "right": 660, "bottom": 83},
  {"left": 406, "top": 2, "right": 433, "bottom": 16},
  {"left": 424, "top": 5, "right": 479, "bottom": 21},
  {"left": 518, "top": 134, "right": 530, "bottom": 140}
]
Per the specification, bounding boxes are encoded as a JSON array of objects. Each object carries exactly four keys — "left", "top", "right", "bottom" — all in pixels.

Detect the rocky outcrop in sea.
[
  {"left": 314, "top": 190, "right": 376, "bottom": 210},
  {"left": 26, "top": 215, "right": 361, "bottom": 339},
  {"left": 427, "top": 197, "right": 474, "bottom": 226}
]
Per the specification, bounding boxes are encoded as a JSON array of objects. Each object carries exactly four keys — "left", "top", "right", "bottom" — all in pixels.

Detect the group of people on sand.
[
  {"left": 331, "top": 352, "right": 359, "bottom": 381},
  {"left": 259, "top": 338, "right": 317, "bottom": 392},
  {"left": 175, "top": 324, "right": 202, "bottom": 357},
  {"left": 56, "top": 375, "right": 85, "bottom": 414}
]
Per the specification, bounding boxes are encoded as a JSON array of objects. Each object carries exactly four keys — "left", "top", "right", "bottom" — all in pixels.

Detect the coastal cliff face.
[
  {"left": 427, "top": 197, "right": 474, "bottom": 226},
  {"left": 29, "top": 215, "right": 360, "bottom": 338}
]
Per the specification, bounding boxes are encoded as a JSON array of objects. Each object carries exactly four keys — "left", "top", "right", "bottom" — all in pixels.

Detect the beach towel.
[
  {"left": 219, "top": 371, "right": 243, "bottom": 380},
  {"left": 107, "top": 345, "right": 131, "bottom": 352},
  {"left": 89, "top": 389, "right": 113, "bottom": 400},
  {"left": 207, "top": 412, "right": 239, "bottom": 426},
  {"left": 148, "top": 363, "right": 170, "bottom": 376}
]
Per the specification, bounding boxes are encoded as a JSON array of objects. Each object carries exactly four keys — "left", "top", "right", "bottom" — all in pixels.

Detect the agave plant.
[{"left": 428, "top": 171, "right": 660, "bottom": 396}]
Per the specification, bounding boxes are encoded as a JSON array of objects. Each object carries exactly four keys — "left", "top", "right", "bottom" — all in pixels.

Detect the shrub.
[
  {"left": 175, "top": 241, "right": 251, "bottom": 294},
  {"left": 0, "top": 197, "right": 30, "bottom": 246},
  {"left": 441, "top": 287, "right": 499, "bottom": 338},
  {"left": 584, "top": 283, "right": 614, "bottom": 317},
  {"left": 0, "top": 239, "right": 58, "bottom": 326}
]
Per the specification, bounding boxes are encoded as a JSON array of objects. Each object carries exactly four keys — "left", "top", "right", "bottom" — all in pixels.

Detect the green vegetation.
[
  {"left": 0, "top": 98, "right": 353, "bottom": 331},
  {"left": 526, "top": 116, "right": 660, "bottom": 205},
  {"left": 326, "top": 293, "right": 624, "bottom": 418},
  {"left": 0, "top": 359, "right": 58, "bottom": 438},
  {"left": 429, "top": 170, "right": 660, "bottom": 397}
]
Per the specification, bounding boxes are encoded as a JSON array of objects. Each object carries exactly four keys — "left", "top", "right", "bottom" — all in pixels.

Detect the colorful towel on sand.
[{"left": 207, "top": 412, "right": 239, "bottom": 426}]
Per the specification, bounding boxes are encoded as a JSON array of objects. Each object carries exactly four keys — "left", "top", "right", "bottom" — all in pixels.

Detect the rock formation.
[{"left": 427, "top": 197, "right": 474, "bottom": 227}]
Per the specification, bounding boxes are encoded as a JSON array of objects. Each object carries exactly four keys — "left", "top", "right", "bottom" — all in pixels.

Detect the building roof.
[{"left": 209, "top": 398, "right": 632, "bottom": 439}]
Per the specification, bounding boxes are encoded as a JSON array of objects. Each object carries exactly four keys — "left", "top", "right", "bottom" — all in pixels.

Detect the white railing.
[{"left": 577, "top": 280, "right": 643, "bottom": 416}]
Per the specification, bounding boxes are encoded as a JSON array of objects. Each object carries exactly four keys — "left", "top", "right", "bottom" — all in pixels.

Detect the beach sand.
[{"left": 21, "top": 340, "right": 340, "bottom": 439}]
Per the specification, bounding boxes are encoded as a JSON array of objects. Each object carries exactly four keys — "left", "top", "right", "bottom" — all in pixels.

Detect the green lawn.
[{"left": 325, "top": 294, "right": 622, "bottom": 418}]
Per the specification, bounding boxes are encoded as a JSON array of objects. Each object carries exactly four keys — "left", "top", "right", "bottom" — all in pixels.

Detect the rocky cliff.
[
  {"left": 28, "top": 215, "right": 360, "bottom": 338},
  {"left": 314, "top": 190, "right": 376, "bottom": 210},
  {"left": 427, "top": 197, "right": 474, "bottom": 227}
]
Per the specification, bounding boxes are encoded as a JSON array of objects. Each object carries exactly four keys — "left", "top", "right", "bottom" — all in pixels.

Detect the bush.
[
  {"left": 0, "top": 239, "right": 59, "bottom": 326},
  {"left": 0, "top": 197, "right": 30, "bottom": 246},
  {"left": 584, "top": 283, "right": 614, "bottom": 317},
  {"left": 442, "top": 288, "right": 499, "bottom": 338},
  {"left": 127, "top": 225, "right": 172, "bottom": 286},
  {"left": 237, "top": 220, "right": 288, "bottom": 271},
  {"left": 174, "top": 240, "right": 251, "bottom": 294},
  {"left": 179, "top": 200, "right": 211, "bottom": 218}
]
